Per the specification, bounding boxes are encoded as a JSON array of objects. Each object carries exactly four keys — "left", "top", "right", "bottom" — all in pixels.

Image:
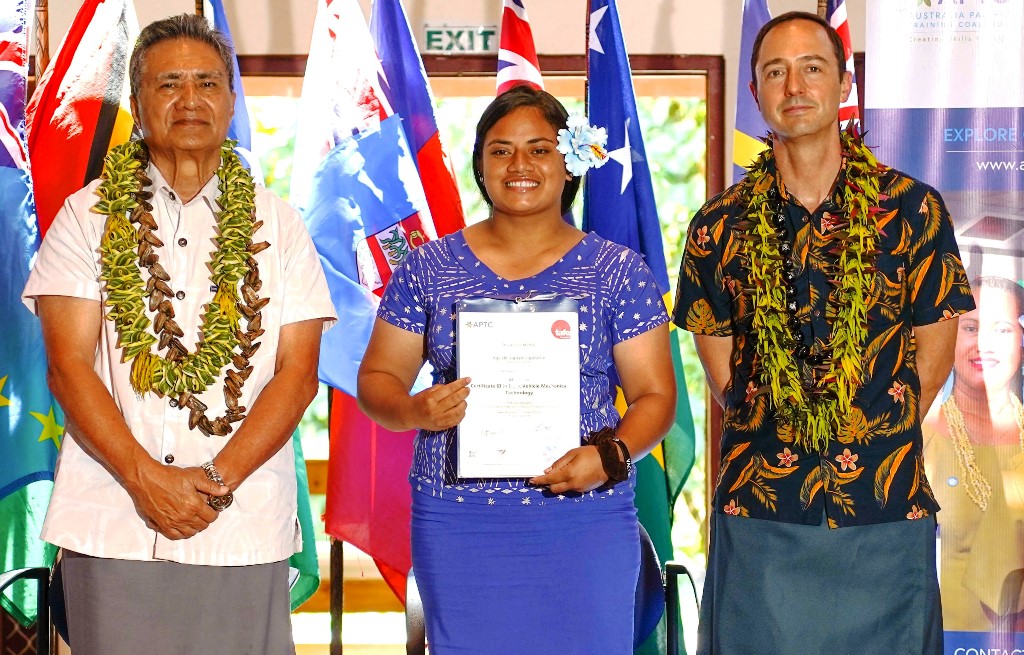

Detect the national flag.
[
  {"left": 371, "top": 0, "right": 465, "bottom": 237},
  {"left": 0, "top": 0, "right": 60, "bottom": 625},
  {"left": 733, "top": 0, "right": 772, "bottom": 183},
  {"left": 292, "top": 0, "right": 440, "bottom": 604},
  {"left": 203, "top": 0, "right": 315, "bottom": 609},
  {"left": 203, "top": 0, "right": 264, "bottom": 182},
  {"left": 825, "top": 0, "right": 861, "bottom": 129},
  {"left": 584, "top": 0, "right": 696, "bottom": 651},
  {"left": 496, "top": 0, "right": 544, "bottom": 95},
  {"left": 25, "top": 0, "right": 138, "bottom": 238}
]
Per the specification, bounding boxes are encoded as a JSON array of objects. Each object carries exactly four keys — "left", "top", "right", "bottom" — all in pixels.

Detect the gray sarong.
[
  {"left": 697, "top": 513, "right": 943, "bottom": 655},
  {"left": 60, "top": 550, "right": 295, "bottom": 655}
]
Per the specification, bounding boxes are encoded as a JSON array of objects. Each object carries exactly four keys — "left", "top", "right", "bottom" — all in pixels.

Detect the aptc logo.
[{"left": 551, "top": 319, "right": 572, "bottom": 340}]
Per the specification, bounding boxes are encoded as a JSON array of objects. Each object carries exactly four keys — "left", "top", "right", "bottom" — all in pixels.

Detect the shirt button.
[
  {"left": 813, "top": 309, "right": 822, "bottom": 317},
  {"left": 175, "top": 291, "right": 185, "bottom": 300},
  {"left": 164, "top": 454, "right": 175, "bottom": 464},
  {"left": 169, "top": 192, "right": 176, "bottom": 201},
  {"left": 802, "top": 215, "right": 809, "bottom": 223},
  {"left": 169, "top": 399, "right": 179, "bottom": 408},
  {"left": 177, "top": 238, "right": 187, "bottom": 247}
]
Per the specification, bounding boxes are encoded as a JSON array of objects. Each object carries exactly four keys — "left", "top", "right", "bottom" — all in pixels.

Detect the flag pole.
[
  {"left": 584, "top": 0, "right": 591, "bottom": 116},
  {"left": 817, "top": 0, "right": 827, "bottom": 18},
  {"left": 195, "top": 0, "right": 204, "bottom": 16},
  {"left": 34, "top": 0, "right": 49, "bottom": 79}
]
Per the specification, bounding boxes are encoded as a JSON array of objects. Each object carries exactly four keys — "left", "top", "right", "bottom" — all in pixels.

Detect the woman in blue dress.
[{"left": 357, "top": 86, "right": 676, "bottom": 654}]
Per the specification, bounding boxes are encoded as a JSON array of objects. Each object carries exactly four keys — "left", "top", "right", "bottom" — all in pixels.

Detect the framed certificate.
[{"left": 455, "top": 295, "right": 582, "bottom": 478}]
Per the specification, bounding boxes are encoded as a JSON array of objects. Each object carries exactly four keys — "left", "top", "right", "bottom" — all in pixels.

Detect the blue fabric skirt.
[
  {"left": 411, "top": 490, "right": 640, "bottom": 654},
  {"left": 698, "top": 512, "right": 943, "bottom": 655}
]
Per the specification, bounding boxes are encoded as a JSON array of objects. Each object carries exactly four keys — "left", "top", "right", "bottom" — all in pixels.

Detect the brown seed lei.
[{"left": 95, "top": 139, "right": 269, "bottom": 437}]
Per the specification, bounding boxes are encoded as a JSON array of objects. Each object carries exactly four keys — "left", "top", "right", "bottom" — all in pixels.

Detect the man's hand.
[
  {"left": 530, "top": 445, "right": 607, "bottom": 494},
  {"left": 128, "top": 464, "right": 229, "bottom": 540},
  {"left": 408, "top": 378, "right": 471, "bottom": 432}
]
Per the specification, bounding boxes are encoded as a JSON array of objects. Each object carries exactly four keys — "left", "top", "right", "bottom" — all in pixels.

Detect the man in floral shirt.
[{"left": 675, "top": 11, "right": 974, "bottom": 654}]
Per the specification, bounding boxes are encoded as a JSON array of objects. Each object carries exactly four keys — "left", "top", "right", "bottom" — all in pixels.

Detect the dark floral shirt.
[{"left": 674, "top": 152, "right": 975, "bottom": 528}]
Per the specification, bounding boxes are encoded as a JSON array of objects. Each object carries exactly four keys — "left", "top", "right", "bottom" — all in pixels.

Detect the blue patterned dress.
[{"left": 378, "top": 230, "right": 668, "bottom": 653}]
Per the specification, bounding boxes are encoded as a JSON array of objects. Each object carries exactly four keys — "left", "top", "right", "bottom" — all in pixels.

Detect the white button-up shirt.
[{"left": 23, "top": 164, "right": 337, "bottom": 566}]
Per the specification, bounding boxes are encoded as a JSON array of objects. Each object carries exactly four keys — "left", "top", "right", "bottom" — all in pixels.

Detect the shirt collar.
[
  {"left": 149, "top": 163, "right": 220, "bottom": 211},
  {"left": 769, "top": 151, "right": 847, "bottom": 213}
]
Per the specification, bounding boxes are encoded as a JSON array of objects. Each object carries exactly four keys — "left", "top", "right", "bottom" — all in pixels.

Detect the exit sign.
[{"left": 423, "top": 25, "right": 498, "bottom": 53}]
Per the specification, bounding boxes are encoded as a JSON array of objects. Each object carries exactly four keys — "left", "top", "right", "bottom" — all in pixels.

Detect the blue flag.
[
  {"left": 370, "top": 0, "right": 464, "bottom": 237},
  {"left": 734, "top": 0, "right": 773, "bottom": 182},
  {"left": 203, "top": 0, "right": 317, "bottom": 610},
  {"left": 0, "top": 0, "right": 61, "bottom": 625},
  {"left": 305, "top": 114, "right": 428, "bottom": 396},
  {"left": 584, "top": 0, "right": 696, "bottom": 650},
  {"left": 204, "top": 0, "right": 263, "bottom": 182}
]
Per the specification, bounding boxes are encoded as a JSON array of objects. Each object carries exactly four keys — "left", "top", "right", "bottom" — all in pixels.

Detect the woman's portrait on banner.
[{"left": 924, "top": 269, "right": 1024, "bottom": 634}]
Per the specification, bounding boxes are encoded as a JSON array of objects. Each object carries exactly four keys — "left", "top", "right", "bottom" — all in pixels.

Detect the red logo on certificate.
[{"left": 551, "top": 319, "right": 572, "bottom": 339}]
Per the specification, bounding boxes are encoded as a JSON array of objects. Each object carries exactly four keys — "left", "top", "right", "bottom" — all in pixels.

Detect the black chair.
[
  {"left": 404, "top": 523, "right": 700, "bottom": 655},
  {"left": 636, "top": 523, "right": 701, "bottom": 655},
  {"left": 0, "top": 567, "right": 50, "bottom": 654}
]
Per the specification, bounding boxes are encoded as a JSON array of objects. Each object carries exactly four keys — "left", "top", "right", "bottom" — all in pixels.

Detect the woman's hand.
[
  {"left": 529, "top": 445, "right": 608, "bottom": 494},
  {"left": 409, "top": 377, "right": 471, "bottom": 431}
]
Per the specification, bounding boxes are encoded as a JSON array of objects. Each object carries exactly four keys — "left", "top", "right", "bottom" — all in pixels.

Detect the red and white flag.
[
  {"left": 496, "top": 0, "right": 543, "bottom": 95},
  {"left": 826, "top": 0, "right": 860, "bottom": 128}
]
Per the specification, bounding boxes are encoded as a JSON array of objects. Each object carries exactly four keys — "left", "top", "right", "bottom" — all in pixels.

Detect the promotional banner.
[{"left": 866, "top": 2, "right": 1024, "bottom": 650}]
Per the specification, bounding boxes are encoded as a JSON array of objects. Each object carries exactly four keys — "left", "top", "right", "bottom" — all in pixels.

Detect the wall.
[{"left": 45, "top": 0, "right": 867, "bottom": 187}]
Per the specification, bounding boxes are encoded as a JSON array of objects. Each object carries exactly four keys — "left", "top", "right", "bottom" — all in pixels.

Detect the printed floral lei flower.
[
  {"left": 738, "top": 125, "right": 885, "bottom": 453},
  {"left": 556, "top": 113, "right": 609, "bottom": 176}
]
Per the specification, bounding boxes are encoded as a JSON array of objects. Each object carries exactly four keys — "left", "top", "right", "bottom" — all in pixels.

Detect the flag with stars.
[
  {"left": 496, "top": 0, "right": 544, "bottom": 95},
  {"left": 0, "top": 0, "right": 61, "bottom": 625},
  {"left": 825, "top": 0, "right": 860, "bottom": 129},
  {"left": 584, "top": 0, "right": 696, "bottom": 651},
  {"left": 733, "top": 0, "right": 772, "bottom": 183}
]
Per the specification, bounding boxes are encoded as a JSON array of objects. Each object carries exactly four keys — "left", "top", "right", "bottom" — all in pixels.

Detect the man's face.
[
  {"left": 130, "top": 38, "right": 234, "bottom": 159},
  {"left": 750, "top": 19, "right": 852, "bottom": 142}
]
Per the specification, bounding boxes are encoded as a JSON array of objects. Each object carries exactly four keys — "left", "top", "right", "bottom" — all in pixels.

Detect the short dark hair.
[
  {"left": 471, "top": 85, "right": 582, "bottom": 217},
  {"left": 129, "top": 14, "right": 235, "bottom": 98},
  {"left": 750, "top": 11, "right": 847, "bottom": 89}
]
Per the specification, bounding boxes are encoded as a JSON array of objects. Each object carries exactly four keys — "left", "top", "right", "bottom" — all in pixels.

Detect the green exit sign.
[{"left": 424, "top": 25, "right": 498, "bottom": 53}]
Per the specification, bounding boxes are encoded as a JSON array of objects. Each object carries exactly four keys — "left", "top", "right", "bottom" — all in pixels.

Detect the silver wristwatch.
[{"left": 200, "top": 461, "right": 234, "bottom": 511}]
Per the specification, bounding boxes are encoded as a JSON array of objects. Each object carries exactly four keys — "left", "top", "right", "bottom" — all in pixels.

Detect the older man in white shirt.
[{"left": 22, "top": 14, "right": 335, "bottom": 655}]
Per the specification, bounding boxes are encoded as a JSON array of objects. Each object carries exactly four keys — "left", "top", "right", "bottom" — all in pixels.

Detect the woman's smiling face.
[
  {"left": 480, "top": 105, "right": 569, "bottom": 221},
  {"left": 955, "top": 285, "right": 1024, "bottom": 394}
]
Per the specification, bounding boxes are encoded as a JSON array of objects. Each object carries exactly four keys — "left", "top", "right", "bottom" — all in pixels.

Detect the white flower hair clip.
[{"left": 556, "top": 113, "right": 609, "bottom": 177}]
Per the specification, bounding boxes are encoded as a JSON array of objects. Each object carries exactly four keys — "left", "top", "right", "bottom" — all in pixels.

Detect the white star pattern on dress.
[{"left": 376, "top": 233, "right": 668, "bottom": 508}]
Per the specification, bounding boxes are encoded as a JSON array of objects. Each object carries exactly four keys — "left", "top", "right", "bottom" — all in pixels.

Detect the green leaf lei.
[
  {"left": 739, "top": 127, "right": 884, "bottom": 452},
  {"left": 95, "top": 139, "right": 267, "bottom": 436}
]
